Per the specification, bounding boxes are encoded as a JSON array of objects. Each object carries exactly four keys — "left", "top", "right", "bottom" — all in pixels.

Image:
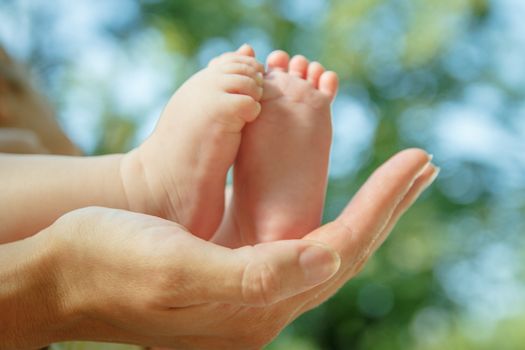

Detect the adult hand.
[
  {"left": 288, "top": 148, "right": 439, "bottom": 315},
  {"left": 1, "top": 207, "right": 340, "bottom": 350},
  {"left": 0, "top": 148, "right": 437, "bottom": 350},
  {"left": 150, "top": 149, "right": 437, "bottom": 350}
]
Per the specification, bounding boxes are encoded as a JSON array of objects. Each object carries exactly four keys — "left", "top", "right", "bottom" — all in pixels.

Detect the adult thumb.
[{"left": 177, "top": 238, "right": 340, "bottom": 307}]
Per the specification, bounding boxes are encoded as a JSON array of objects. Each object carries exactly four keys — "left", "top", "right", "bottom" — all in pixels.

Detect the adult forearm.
[
  {"left": 0, "top": 232, "right": 77, "bottom": 349},
  {"left": 0, "top": 153, "right": 127, "bottom": 243}
]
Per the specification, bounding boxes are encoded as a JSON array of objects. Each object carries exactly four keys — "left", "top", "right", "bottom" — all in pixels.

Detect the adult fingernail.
[
  {"left": 299, "top": 243, "right": 341, "bottom": 286},
  {"left": 426, "top": 164, "right": 440, "bottom": 187},
  {"left": 416, "top": 155, "right": 434, "bottom": 178}
]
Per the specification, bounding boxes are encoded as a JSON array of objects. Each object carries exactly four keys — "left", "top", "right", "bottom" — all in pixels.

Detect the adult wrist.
[{"left": 0, "top": 228, "right": 83, "bottom": 349}]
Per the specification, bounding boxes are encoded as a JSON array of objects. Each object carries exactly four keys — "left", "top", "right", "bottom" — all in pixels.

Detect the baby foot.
[
  {"left": 217, "top": 52, "right": 339, "bottom": 247},
  {"left": 121, "top": 45, "right": 264, "bottom": 239}
]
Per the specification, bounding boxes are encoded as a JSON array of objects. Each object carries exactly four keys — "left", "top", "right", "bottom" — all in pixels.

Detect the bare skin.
[
  {"left": 0, "top": 46, "right": 335, "bottom": 247},
  {"left": 0, "top": 149, "right": 437, "bottom": 350},
  {"left": 0, "top": 46, "right": 265, "bottom": 242},
  {"left": 215, "top": 50, "right": 339, "bottom": 247},
  {"left": 121, "top": 45, "right": 264, "bottom": 239},
  {"left": 0, "top": 53, "right": 439, "bottom": 348},
  {"left": 151, "top": 48, "right": 339, "bottom": 350}
]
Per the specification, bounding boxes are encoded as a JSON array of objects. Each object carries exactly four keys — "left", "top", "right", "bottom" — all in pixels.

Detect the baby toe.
[
  {"left": 231, "top": 56, "right": 265, "bottom": 74},
  {"left": 319, "top": 71, "right": 339, "bottom": 100},
  {"left": 289, "top": 55, "right": 309, "bottom": 79},
  {"left": 221, "top": 63, "right": 262, "bottom": 84},
  {"left": 236, "top": 44, "right": 256, "bottom": 57},
  {"left": 266, "top": 50, "right": 290, "bottom": 72},
  {"left": 307, "top": 62, "right": 325, "bottom": 88},
  {"left": 223, "top": 74, "right": 263, "bottom": 101},
  {"left": 212, "top": 54, "right": 264, "bottom": 74},
  {"left": 227, "top": 94, "right": 261, "bottom": 123}
]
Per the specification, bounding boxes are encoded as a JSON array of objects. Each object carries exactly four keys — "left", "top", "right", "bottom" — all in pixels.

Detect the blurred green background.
[{"left": 2, "top": 0, "right": 525, "bottom": 348}]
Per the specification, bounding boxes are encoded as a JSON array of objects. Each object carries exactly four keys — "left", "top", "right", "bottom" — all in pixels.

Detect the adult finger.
[
  {"left": 370, "top": 162, "right": 440, "bottom": 252},
  {"left": 286, "top": 149, "right": 431, "bottom": 313},
  {"left": 306, "top": 148, "right": 431, "bottom": 264},
  {"left": 292, "top": 162, "right": 439, "bottom": 315}
]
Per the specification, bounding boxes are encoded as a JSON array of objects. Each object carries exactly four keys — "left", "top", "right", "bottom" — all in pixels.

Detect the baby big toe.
[
  {"left": 266, "top": 50, "right": 290, "bottom": 72},
  {"left": 236, "top": 43, "right": 256, "bottom": 57}
]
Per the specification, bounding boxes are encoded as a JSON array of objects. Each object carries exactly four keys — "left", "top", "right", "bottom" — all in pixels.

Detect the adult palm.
[
  {"left": 207, "top": 148, "right": 438, "bottom": 343},
  {"left": 140, "top": 149, "right": 438, "bottom": 349},
  {"left": 4, "top": 149, "right": 435, "bottom": 350}
]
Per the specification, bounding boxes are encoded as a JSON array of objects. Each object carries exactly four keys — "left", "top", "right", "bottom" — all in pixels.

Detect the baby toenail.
[{"left": 256, "top": 73, "right": 264, "bottom": 86}]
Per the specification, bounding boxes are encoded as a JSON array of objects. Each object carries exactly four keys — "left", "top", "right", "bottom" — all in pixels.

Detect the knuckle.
[
  {"left": 334, "top": 219, "right": 377, "bottom": 276},
  {"left": 241, "top": 260, "right": 281, "bottom": 306}
]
